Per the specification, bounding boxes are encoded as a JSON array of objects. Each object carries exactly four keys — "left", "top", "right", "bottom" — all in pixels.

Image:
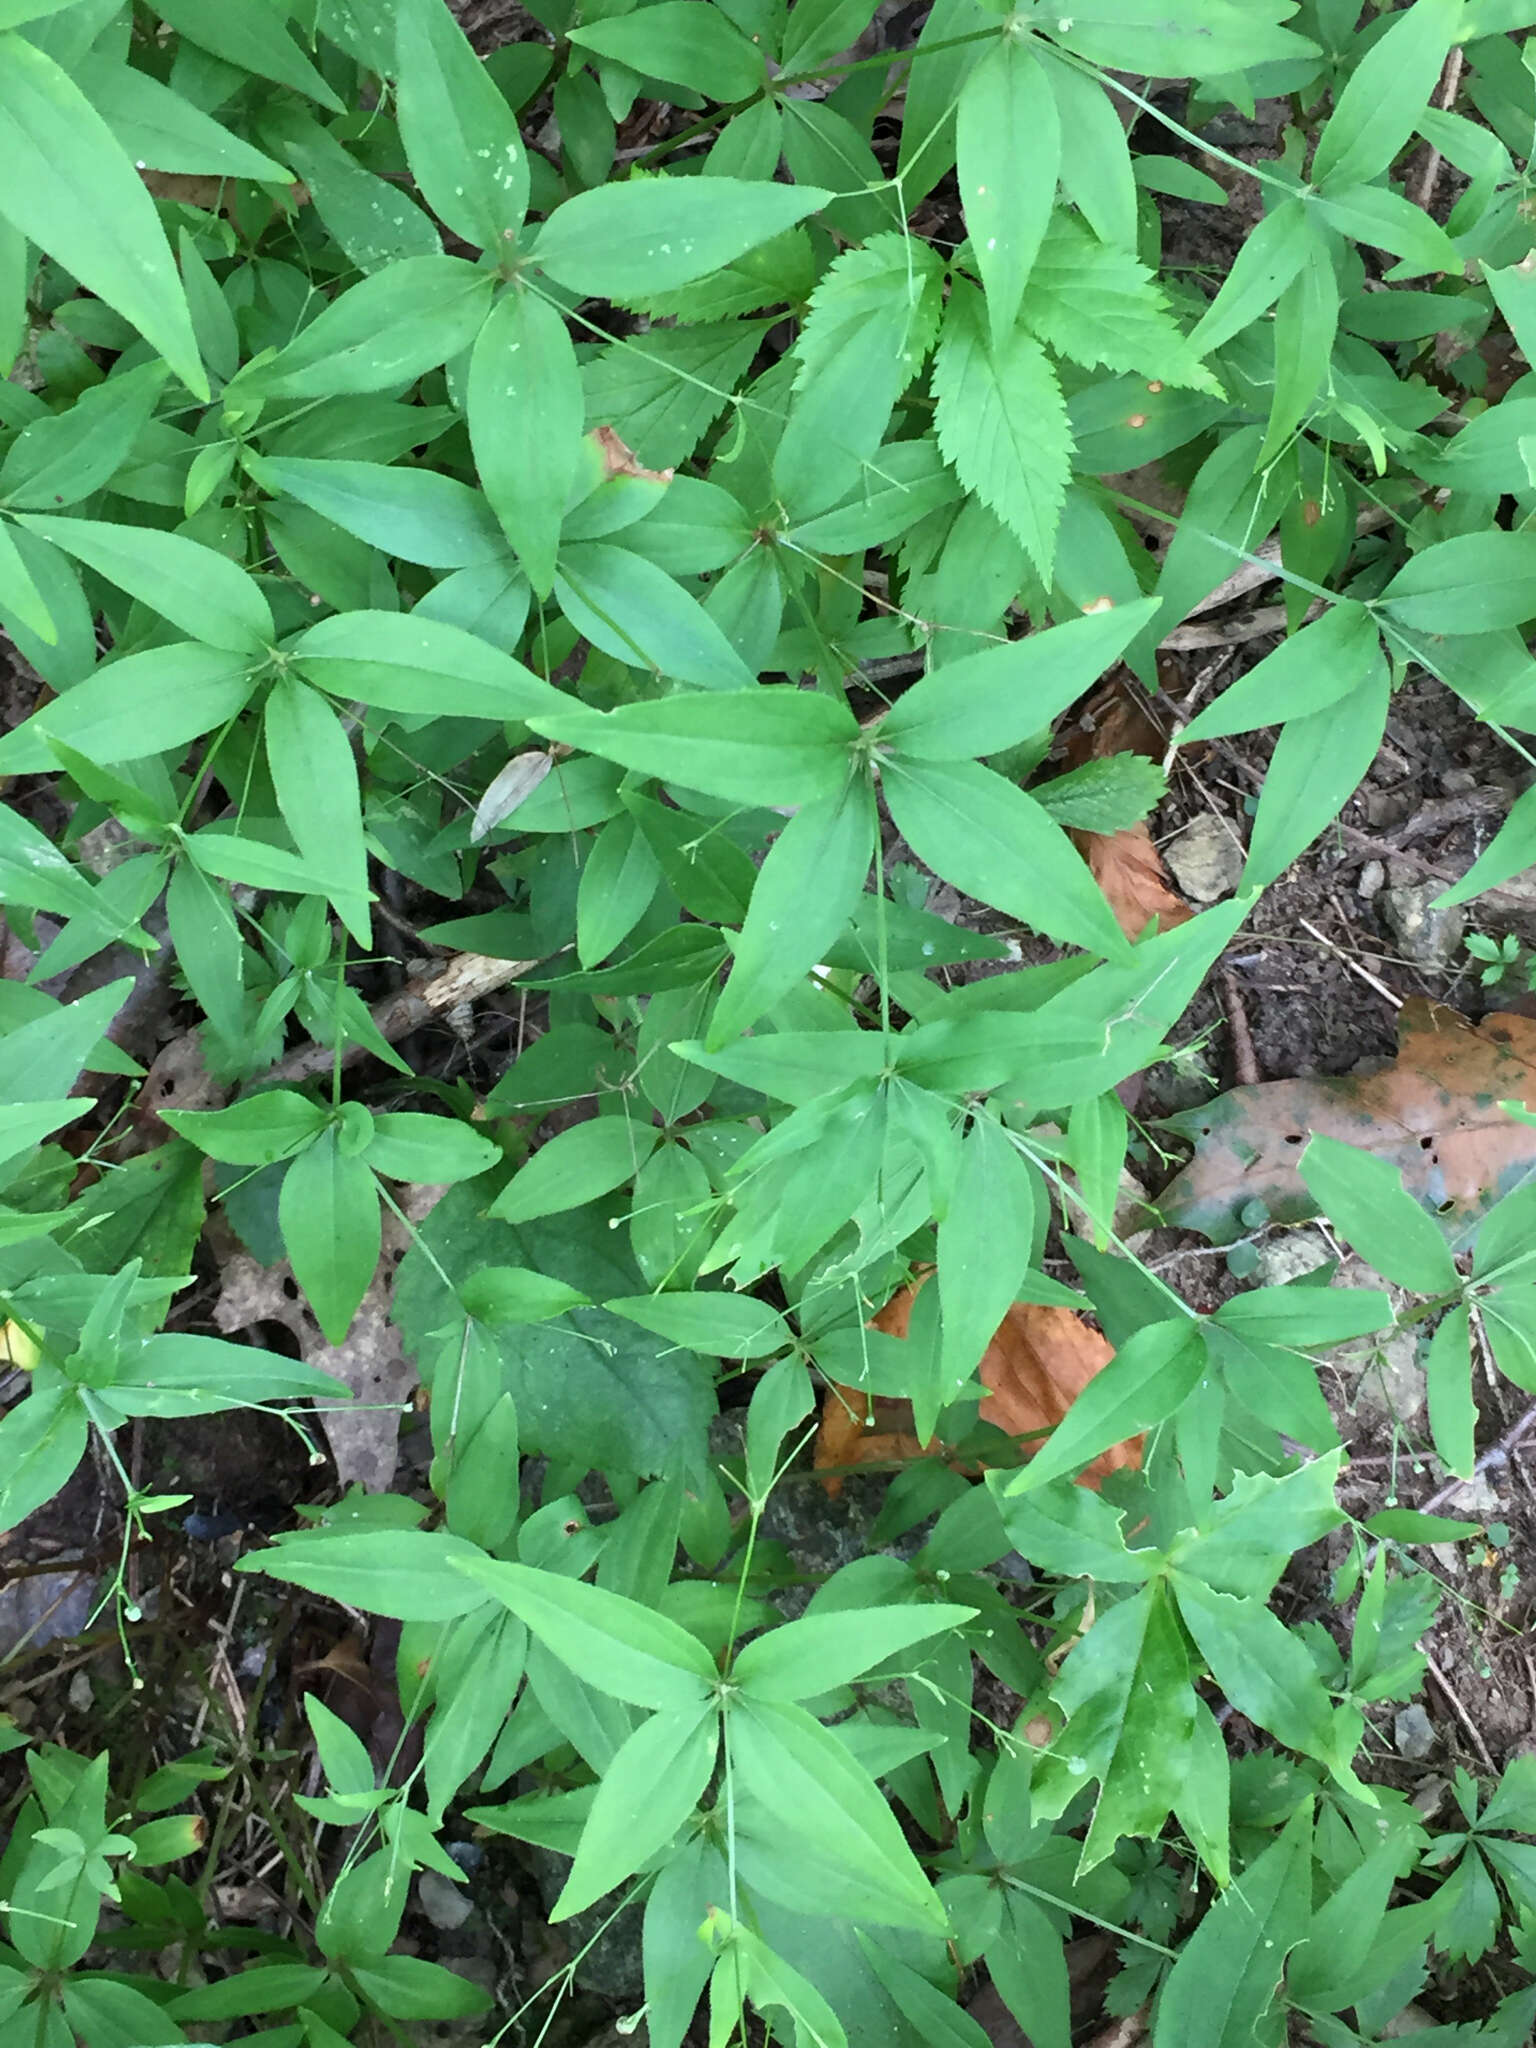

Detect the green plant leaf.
[
  {"left": 469, "top": 288, "right": 582, "bottom": 598},
  {"left": 1425, "top": 1302, "right": 1475, "bottom": 1482},
  {"left": 555, "top": 1705, "right": 718, "bottom": 1918},
  {"left": 732, "top": 1602, "right": 976, "bottom": 1701},
  {"left": 0, "top": 1385, "right": 87, "bottom": 1536},
  {"left": 1379, "top": 531, "right": 1536, "bottom": 634},
  {"left": 265, "top": 675, "right": 371, "bottom": 946},
  {"left": 729, "top": 1695, "right": 946, "bottom": 1931},
  {"left": 106, "top": 1333, "right": 348, "bottom": 1418},
  {"left": 253, "top": 255, "right": 495, "bottom": 398},
  {"left": 1166, "top": 1453, "right": 1345, "bottom": 1600},
  {"left": 165, "top": 1092, "right": 329, "bottom": 1166},
  {"left": 603, "top": 1292, "right": 790, "bottom": 1359},
  {"left": 0, "top": 642, "right": 255, "bottom": 774},
  {"left": 1241, "top": 652, "right": 1389, "bottom": 890},
  {"left": 1152, "top": 1804, "right": 1312, "bottom": 2048},
  {"left": 0, "top": 358, "right": 168, "bottom": 511},
  {"left": 555, "top": 541, "right": 755, "bottom": 689},
  {"left": 568, "top": 3, "right": 764, "bottom": 100},
  {"left": 278, "top": 1126, "right": 381, "bottom": 1343},
  {"left": 365, "top": 1113, "right": 501, "bottom": 1185},
  {"left": 151, "top": 0, "right": 342, "bottom": 109},
  {"left": 248, "top": 453, "right": 503, "bottom": 569},
  {"left": 1006, "top": 1318, "right": 1207, "bottom": 1496},
  {"left": 1181, "top": 602, "right": 1382, "bottom": 742},
  {"left": 881, "top": 754, "right": 1128, "bottom": 960},
  {"left": 456, "top": 1557, "right": 718, "bottom": 1708},
  {"left": 957, "top": 35, "right": 1059, "bottom": 346},
  {"left": 0, "top": 34, "right": 205, "bottom": 398},
  {"left": 987, "top": 1472, "right": 1154, "bottom": 1582},
  {"left": 535, "top": 177, "right": 831, "bottom": 300},
  {"left": 1173, "top": 1575, "right": 1341, "bottom": 1767},
  {"left": 490, "top": 1116, "right": 659, "bottom": 1225},
  {"left": 292, "top": 608, "right": 566, "bottom": 723},
  {"left": 1310, "top": 0, "right": 1460, "bottom": 192},
  {"left": 880, "top": 598, "right": 1159, "bottom": 762},
  {"left": 934, "top": 1111, "right": 1035, "bottom": 1424},
  {"left": 933, "top": 281, "right": 1071, "bottom": 580},
  {"left": 709, "top": 782, "right": 875, "bottom": 1047},
  {"left": 15, "top": 514, "right": 272, "bottom": 652},
  {"left": 242, "top": 1526, "right": 494, "bottom": 1619},
  {"left": 395, "top": 0, "right": 528, "bottom": 251},
  {"left": 1298, "top": 1134, "right": 1461, "bottom": 1294},
  {"left": 530, "top": 689, "right": 858, "bottom": 808}
]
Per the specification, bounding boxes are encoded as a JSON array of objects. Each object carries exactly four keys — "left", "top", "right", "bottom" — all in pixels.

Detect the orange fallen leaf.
[
  {"left": 1160, "top": 996, "right": 1536, "bottom": 1241},
  {"left": 815, "top": 1279, "right": 1141, "bottom": 1493},
  {"left": 1080, "top": 823, "right": 1192, "bottom": 941},
  {"left": 1063, "top": 668, "right": 1190, "bottom": 941}
]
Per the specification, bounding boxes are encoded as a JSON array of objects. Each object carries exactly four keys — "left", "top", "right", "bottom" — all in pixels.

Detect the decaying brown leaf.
[
  {"left": 211, "top": 1189, "right": 445, "bottom": 1490},
  {"left": 815, "top": 1279, "right": 1140, "bottom": 1493},
  {"left": 1160, "top": 996, "right": 1536, "bottom": 1243},
  {"left": 1081, "top": 824, "right": 1192, "bottom": 941},
  {"left": 1064, "top": 670, "right": 1191, "bottom": 941},
  {"left": 592, "top": 425, "right": 674, "bottom": 484}
]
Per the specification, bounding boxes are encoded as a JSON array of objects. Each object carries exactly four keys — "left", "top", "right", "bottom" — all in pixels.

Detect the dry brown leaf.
[
  {"left": 1081, "top": 823, "right": 1193, "bottom": 941},
  {"left": 1063, "top": 669, "right": 1191, "bottom": 942},
  {"left": 815, "top": 1279, "right": 1140, "bottom": 1493},
  {"left": 592, "top": 425, "right": 674, "bottom": 484},
  {"left": 1160, "top": 996, "right": 1536, "bottom": 1242}
]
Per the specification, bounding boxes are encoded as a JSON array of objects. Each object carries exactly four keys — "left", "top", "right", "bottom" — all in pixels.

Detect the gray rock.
[
  {"left": 0, "top": 1568, "right": 100, "bottom": 1660},
  {"left": 1393, "top": 1704, "right": 1435, "bottom": 1761},
  {"left": 1254, "top": 1229, "right": 1332, "bottom": 1289},
  {"left": 417, "top": 1869, "right": 474, "bottom": 1931},
  {"left": 1163, "top": 814, "right": 1245, "bottom": 904},
  {"left": 1380, "top": 884, "right": 1465, "bottom": 971},
  {"left": 1358, "top": 859, "right": 1386, "bottom": 901},
  {"left": 1339, "top": 1328, "right": 1427, "bottom": 1423}
]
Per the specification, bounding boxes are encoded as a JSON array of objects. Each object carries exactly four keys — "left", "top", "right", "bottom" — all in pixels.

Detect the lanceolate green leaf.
[
  {"left": 247, "top": 455, "right": 503, "bottom": 569},
  {"left": 1242, "top": 653, "right": 1389, "bottom": 889},
  {"left": 567, "top": 3, "right": 765, "bottom": 101},
  {"left": 1153, "top": 1805, "right": 1312, "bottom": 2048},
  {"left": 278, "top": 1126, "right": 381, "bottom": 1344},
  {"left": 1006, "top": 1318, "right": 1207, "bottom": 1496},
  {"left": 470, "top": 289, "right": 582, "bottom": 599},
  {"left": 253, "top": 256, "right": 495, "bottom": 398},
  {"left": 732, "top": 1603, "right": 977, "bottom": 1701},
  {"left": 880, "top": 599, "right": 1159, "bottom": 761},
  {"left": 534, "top": 177, "right": 832, "bottom": 301},
  {"left": 1310, "top": 0, "right": 1460, "bottom": 193},
  {"left": 15, "top": 514, "right": 273, "bottom": 652},
  {"left": 0, "top": 34, "right": 206, "bottom": 399},
  {"left": 881, "top": 754, "right": 1129, "bottom": 960},
  {"left": 292, "top": 610, "right": 568, "bottom": 724},
  {"left": 264, "top": 677, "right": 372, "bottom": 947},
  {"left": 709, "top": 782, "right": 874, "bottom": 1047},
  {"left": 0, "top": 643, "right": 256, "bottom": 775},
  {"left": 729, "top": 1696, "right": 946, "bottom": 1932},
  {"left": 555, "top": 1707, "right": 718, "bottom": 1919},
  {"left": 956, "top": 35, "right": 1060, "bottom": 346},
  {"left": 395, "top": 0, "right": 529, "bottom": 252},
  {"left": 529, "top": 690, "right": 859, "bottom": 808},
  {"left": 455, "top": 1558, "right": 718, "bottom": 1709},
  {"left": 936, "top": 1113, "right": 1035, "bottom": 1424}
]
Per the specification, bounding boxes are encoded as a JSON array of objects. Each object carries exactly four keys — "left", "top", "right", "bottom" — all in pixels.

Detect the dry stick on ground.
[
  {"left": 1297, "top": 915, "right": 1404, "bottom": 1008},
  {"left": 1412, "top": 44, "right": 1467, "bottom": 212},
  {"left": 1424, "top": 1648, "right": 1498, "bottom": 1773},
  {"left": 1217, "top": 966, "right": 1260, "bottom": 1084}
]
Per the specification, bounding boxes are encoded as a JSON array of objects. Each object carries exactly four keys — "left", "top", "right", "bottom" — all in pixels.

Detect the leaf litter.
[
  {"left": 1159, "top": 998, "right": 1536, "bottom": 1245},
  {"left": 816, "top": 1276, "right": 1141, "bottom": 1491}
]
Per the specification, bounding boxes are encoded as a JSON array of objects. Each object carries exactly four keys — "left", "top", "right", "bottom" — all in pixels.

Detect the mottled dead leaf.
[
  {"left": 816, "top": 1278, "right": 1139, "bottom": 1493},
  {"left": 1160, "top": 997, "right": 1536, "bottom": 1243},
  {"left": 212, "top": 1195, "right": 444, "bottom": 1491}
]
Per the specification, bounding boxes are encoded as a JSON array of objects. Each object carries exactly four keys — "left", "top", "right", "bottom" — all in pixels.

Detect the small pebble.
[
  {"left": 1393, "top": 1703, "right": 1435, "bottom": 1761},
  {"left": 417, "top": 1869, "right": 474, "bottom": 1931},
  {"left": 1358, "top": 859, "right": 1385, "bottom": 901},
  {"left": 1164, "top": 814, "right": 1245, "bottom": 904}
]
